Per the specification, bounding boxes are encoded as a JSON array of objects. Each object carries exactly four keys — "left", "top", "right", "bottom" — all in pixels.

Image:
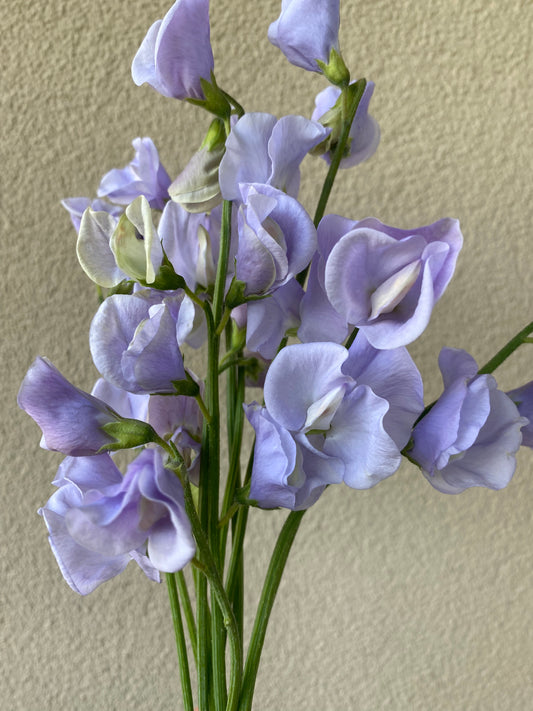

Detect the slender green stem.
[
  {"left": 220, "top": 366, "right": 245, "bottom": 566},
  {"left": 195, "top": 392, "right": 212, "bottom": 425},
  {"left": 313, "top": 79, "right": 366, "bottom": 228},
  {"left": 478, "top": 320, "right": 533, "bottom": 374},
  {"left": 239, "top": 510, "right": 306, "bottom": 711},
  {"left": 203, "top": 302, "right": 226, "bottom": 710},
  {"left": 344, "top": 326, "right": 359, "bottom": 350},
  {"left": 297, "top": 79, "right": 367, "bottom": 287},
  {"left": 197, "top": 415, "right": 211, "bottom": 711},
  {"left": 166, "top": 573, "right": 195, "bottom": 711},
  {"left": 176, "top": 571, "right": 198, "bottom": 667},
  {"left": 182, "top": 479, "right": 243, "bottom": 711},
  {"left": 225, "top": 502, "right": 249, "bottom": 605},
  {"left": 213, "top": 200, "right": 233, "bottom": 327}
]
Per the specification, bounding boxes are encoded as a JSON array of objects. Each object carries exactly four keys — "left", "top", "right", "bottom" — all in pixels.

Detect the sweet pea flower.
[
  {"left": 18, "top": 357, "right": 121, "bottom": 455},
  {"left": 410, "top": 348, "right": 526, "bottom": 494},
  {"left": 132, "top": 0, "right": 214, "bottom": 100},
  {"left": 97, "top": 137, "right": 171, "bottom": 210},
  {"left": 219, "top": 113, "right": 329, "bottom": 201},
  {"left": 506, "top": 381, "right": 533, "bottom": 447},
  {"left": 268, "top": 0, "right": 341, "bottom": 73},
  {"left": 312, "top": 81, "right": 380, "bottom": 169},
  {"left": 90, "top": 289, "right": 198, "bottom": 394},
  {"left": 322, "top": 215, "right": 463, "bottom": 348},
  {"left": 235, "top": 183, "right": 316, "bottom": 296},
  {"left": 245, "top": 338, "right": 423, "bottom": 509},
  {"left": 39, "top": 449, "right": 195, "bottom": 594}
]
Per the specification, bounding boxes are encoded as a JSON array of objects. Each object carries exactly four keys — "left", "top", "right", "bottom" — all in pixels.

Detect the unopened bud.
[
  {"left": 110, "top": 196, "right": 162, "bottom": 284},
  {"left": 168, "top": 142, "right": 225, "bottom": 213}
]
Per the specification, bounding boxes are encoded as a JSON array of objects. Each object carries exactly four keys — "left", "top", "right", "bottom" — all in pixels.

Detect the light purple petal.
[
  {"left": 219, "top": 113, "right": 278, "bottom": 200},
  {"left": 267, "top": 115, "right": 329, "bottom": 195},
  {"left": 132, "top": 0, "right": 214, "bottom": 100},
  {"left": 18, "top": 357, "right": 117, "bottom": 456},
  {"left": 322, "top": 385, "right": 401, "bottom": 489},
  {"left": 507, "top": 380, "right": 533, "bottom": 447},
  {"left": 264, "top": 342, "right": 349, "bottom": 431},
  {"left": 268, "top": 0, "right": 340, "bottom": 72},
  {"left": 343, "top": 333, "right": 424, "bottom": 448},
  {"left": 245, "top": 403, "right": 300, "bottom": 509}
]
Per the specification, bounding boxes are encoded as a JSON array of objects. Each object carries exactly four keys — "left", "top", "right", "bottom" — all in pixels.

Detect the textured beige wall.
[{"left": 3, "top": 0, "right": 533, "bottom": 709}]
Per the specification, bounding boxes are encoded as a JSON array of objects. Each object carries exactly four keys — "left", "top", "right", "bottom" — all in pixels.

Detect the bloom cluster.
[{"left": 19, "top": 0, "right": 532, "bottom": 601}]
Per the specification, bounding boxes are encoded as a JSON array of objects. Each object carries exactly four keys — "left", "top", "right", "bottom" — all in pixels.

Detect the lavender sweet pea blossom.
[
  {"left": 18, "top": 357, "right": 122, "bottom": 456},
  {"left": 40, "top": 449, "right": 195, "bottom": 594},
  {"left": 39, "top": 454, "right": 159, "bottom": 594},
  {"left": 235, "top": 183, "right": 316, "bottom": 296},
  {"left": 97, "top": 137, "right": 171, "bottom": 210},
  {"left": 506, "top": 381, "right": 533, "bottom": 447},
  {"left": 312, "top": 81, "right": 380, "bottom": 169},
  {"left": 132, "top": 0, "right": 214, "bottom": 100},
  {"left": 219, "top": 113, "right": 329, "bottom": 201},
  {"left": 269, "top": 0, "right": 340, "bottom": 73},
  {"left": 245, "top": 339, "right": 423, "bottom": 509},
  {"left": 410, "top": 348, "right": 526, "bottom": 494},
  {"left": 322, "top": 215, "right": 463, "bottom": 348},
  {"left": 90, "top": 289, "right": 197, "bottom": 394}
]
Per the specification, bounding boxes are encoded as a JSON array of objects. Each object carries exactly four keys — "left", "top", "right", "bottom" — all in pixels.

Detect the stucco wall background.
[{"left": 2, "top": 0, "right": 533, "bottom": 709}]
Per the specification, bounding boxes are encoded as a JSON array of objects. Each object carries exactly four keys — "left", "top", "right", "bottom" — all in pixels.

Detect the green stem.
[
  {"left": 203, "top": 302, "right": 225, "bottom": 710},
  {"left": 182, "top": 479, "right": 243, "bottom": 711},
  {"left": 313, "top": 79, "right": 366, "bottom": 228},
  {"left": 176, "top": 571, "right": 198, "bottom": 667},
  {"left": 297, "top": 79, "right": 367, "bottom": 287},
  {"left": 239, "top": 510, "right": 306, "bottom": 711},
  {"left": 166, "top": 573, "right": 194, "bottom": 711},
  {"left": 197, "top": 415, "right": 211, "bottom": 711},
  {"left": 213, "top": 200, "right": 233, "bottom": 327},
  {"left": 220, "top": 366, "right": 245, "bottom": 566},
  {"left": 478, "top": 320, "right": 533, "bottom": 374},
  {"left": 344, "top": 326, "right": 359, "bottom": 350},
  {"left": 225, "top": 502, "right": 249, "bottom": 605},
  {"left": 195, "top": 392, "right": 212, "bottom": 425}
]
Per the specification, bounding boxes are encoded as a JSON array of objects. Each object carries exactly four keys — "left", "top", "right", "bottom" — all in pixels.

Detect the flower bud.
[
  {"left": 168, "top": 121, "right": 225, "bottom": 213},
  {"left": 110, "top": 196, "right": 163, "bottom": 284}
]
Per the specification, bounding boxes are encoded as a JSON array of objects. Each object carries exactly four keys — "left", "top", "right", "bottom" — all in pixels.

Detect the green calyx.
[
  {"left": 187, "top": 73, "right": 232, "bottom": 119},
  {"left": 201, "top": 118, "right": 227, "bottom": 152},
  {"left": 100, "top": 418, "right": 158, "bottom": 452},
  {"left": 316, "top": 47, "right": 350, "bottom": 87}
]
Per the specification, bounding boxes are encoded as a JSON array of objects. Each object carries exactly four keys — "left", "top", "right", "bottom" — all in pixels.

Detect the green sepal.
[
  {"left": 234, "top": 483, "right": 261, "bottom": 508},
  {"left": 316, "top": 47, "right": 350, "bottom": 87},
  {"left": 145, "top": 252, "right": 187, "bottom": 291},
  {"left": 225, "top": 276, "right": 272, "bottom": 310},
  {"left": 186, "top": 73, "right": 232, "bottom": 119},
  {"left": 172, "top": 372, "right": 201, "bottom": 398},
  {"left": 242, "top": 357, "right": 264, "bottom": 383},
  {"left": 201, "top": 117, "right": 227, "bottom": 152},
  {"left": 99, "top": 418, "right": 157, "bottom": 452},
  {"left": 107, "top": 279, "right": 135, "bottom": 296}
]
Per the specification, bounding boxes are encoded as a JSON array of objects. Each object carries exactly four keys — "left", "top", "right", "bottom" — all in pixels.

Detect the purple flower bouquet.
[{"left": 18, "top": 1, "right": 533, "bottom": 709}]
